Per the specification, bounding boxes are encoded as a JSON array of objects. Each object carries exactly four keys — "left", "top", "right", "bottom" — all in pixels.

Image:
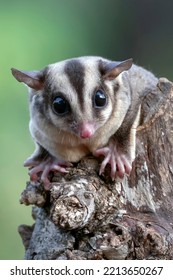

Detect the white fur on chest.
[{"left": 29, "top": 119, "right": 110, "bottom": 161}]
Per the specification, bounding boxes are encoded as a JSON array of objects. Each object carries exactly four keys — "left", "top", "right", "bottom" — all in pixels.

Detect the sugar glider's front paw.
[
  {"left": 93, "top": 141, "right": 132, "bottom": 179},
  {"left": 24, "top": 155, "right": 72, "bottom": 189}
]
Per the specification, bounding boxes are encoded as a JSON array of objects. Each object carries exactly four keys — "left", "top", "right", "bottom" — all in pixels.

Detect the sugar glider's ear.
[
  {"left": 102, "top": 58, "right": 133, "bottom": 81},
  {"left": 11, "top": 68, "right": 44, "bottom": 90}
]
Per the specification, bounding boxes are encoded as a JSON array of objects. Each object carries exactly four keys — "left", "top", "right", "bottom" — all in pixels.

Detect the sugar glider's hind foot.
[
  {"left": 93, "top": 141, "right": 132, "bottom": 180},
  {"left": 24, "top": 155, "right": 72, "bottom": 189}
]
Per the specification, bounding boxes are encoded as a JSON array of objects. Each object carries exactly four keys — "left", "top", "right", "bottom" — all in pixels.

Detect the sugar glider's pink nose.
[{"left": 79, "top": 122, "right": 95, "bottom": 139}]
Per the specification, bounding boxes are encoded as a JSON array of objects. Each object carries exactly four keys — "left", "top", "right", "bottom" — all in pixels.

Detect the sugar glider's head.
[{"left": 11, "top": 56, "right": 132, "bottom": 139}]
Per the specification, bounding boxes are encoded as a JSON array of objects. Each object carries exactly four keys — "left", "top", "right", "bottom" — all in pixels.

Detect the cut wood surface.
[{"left": 19, "top": 78, "right": 173, "bottom": 260}]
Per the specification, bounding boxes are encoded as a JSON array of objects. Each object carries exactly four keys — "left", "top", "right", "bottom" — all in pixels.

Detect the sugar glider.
[{"left": 11, "top": 56, "right": 158, "bottom": 187}]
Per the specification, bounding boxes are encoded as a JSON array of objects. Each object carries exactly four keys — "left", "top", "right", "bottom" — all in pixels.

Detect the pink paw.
[
  {"left": 93, "top": 143, "right": 132, "bottom": 179},
  {"left": 24, "top": 156, "right": 72, "bottom": 189}
]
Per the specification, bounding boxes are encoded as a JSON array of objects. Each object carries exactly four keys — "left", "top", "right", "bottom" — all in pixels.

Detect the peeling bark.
[{"left": 19, "top": 78, "right": 173, "bottom": 260}]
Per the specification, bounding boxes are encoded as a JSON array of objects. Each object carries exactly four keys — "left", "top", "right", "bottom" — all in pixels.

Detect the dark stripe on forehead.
[{"left": 64, "top": 59, "right": 85, "bottom": 109}]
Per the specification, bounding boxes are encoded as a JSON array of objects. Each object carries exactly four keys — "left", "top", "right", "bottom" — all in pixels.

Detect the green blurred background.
[{"left": 0, "top": 0, "right": 172, "bottom": 259}]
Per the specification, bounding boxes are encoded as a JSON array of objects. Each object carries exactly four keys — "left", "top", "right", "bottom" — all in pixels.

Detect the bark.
[{"left": 18, "top": 78, "right": 173, "bottom": 260}]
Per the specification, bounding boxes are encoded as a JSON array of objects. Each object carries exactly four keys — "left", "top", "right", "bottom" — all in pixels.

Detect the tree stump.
[{"left": 18, "top": 77, "right": 173, "bottom": 260}]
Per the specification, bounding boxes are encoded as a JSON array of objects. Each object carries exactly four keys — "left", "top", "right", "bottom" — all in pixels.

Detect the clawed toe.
[
  {"left": 99, "top": 153, "right": 111, "bottom": 175},
  {"left": 25, "top": 156, "right": 72, "bottom": 188},
  {"left": 94, "top": 144, "right": 132, "bottom": 179}
]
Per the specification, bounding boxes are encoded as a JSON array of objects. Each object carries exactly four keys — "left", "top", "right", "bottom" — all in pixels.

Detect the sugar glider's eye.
[
  {"left": 94, "top": 90, "right": 107, "bottom": 108},
  {"left": 52, "top": 96, "right": 70, "bottom": 115}
]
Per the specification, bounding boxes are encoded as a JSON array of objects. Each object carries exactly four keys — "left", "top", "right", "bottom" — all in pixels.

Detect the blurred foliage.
[{"left": 0, "top": 0, "right": 172, "bottom": 259}]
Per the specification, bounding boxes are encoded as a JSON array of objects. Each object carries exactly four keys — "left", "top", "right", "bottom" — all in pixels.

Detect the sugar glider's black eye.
[
  {"left": 94, "top": 90, "right": 107, "bottom": 108},
  {"left": 52, "top": 96, "right": 70, "bottom": 115}
]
